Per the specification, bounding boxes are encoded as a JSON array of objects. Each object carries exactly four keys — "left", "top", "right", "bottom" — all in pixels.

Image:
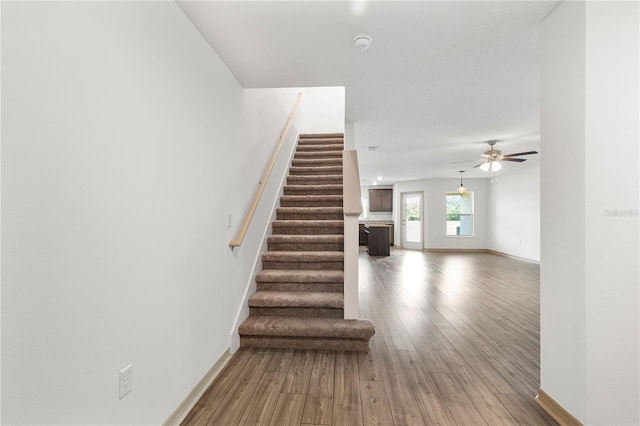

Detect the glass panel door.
[{"left": 401, "top": 192, "right": 423, "bottom": 250}]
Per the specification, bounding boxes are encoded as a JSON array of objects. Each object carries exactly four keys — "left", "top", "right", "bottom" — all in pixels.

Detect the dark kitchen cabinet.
[
  {"left": 365, "top": 224, "right": 391, "bottom": 256},
  {"left": 359, "top": 224, "right": 367, "bottom": 245},
  {"left": 369, "top": 189, "right": 393, "bottom": 212},
  {"left": 359, "top": 223, "right": 394, "bottom": 246}
]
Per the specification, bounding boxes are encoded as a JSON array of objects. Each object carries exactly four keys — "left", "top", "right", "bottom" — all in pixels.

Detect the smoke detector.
[{"left": 352, "top": 34, "right": 372, "bottom": 50}]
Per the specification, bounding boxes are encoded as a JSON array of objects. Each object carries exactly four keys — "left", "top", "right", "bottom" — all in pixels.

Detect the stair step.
[
  {"left": 239, "top": 316, "right": 376, "bottom": 352},
  {"left": 280, "top": 195, "right": 343, "bottom": 208},
  {"left": 267, "top": 234, "right": 344, "bottom": 251},
  {"left": 250, "top": 291, "right": 343, "bottom": 308},
  {"left": 272, "top": 220, "right": 343, "bottom": 235},
  {"left": 297, "top": 138, "right": 344, "bottom": 145},
  {"left": 287, "top": 175, "right": 342, "bottom": 185},
  {"left": 299, "top": 133, "right": 344, "bottom": 140},
  {"left": 256, "top": 269, "right": 344, "bottom": 283},
  {"left": 248, "top": 291, "right": 343, "bottom": 317},
  {"left": 257, "top": 282, "right": 343, "bottom": 293},
  {"left": 262, "top": 251, "right": 344, "bottom": 270},
  {"left": 256, "top": 269, "right": 344, "bottom": 293},
  {"left": 276, "top": 207, "right": 343, "bottom": 221},
  {"left": 289, "top": 166, "right": 343, "bottom": 176},
  {"left": 294, "top": 150, "right": 343, "bottom": 159},
  {"left": 296, "top": 144, "right": 344, "bottom": 152},
  {"left": 283, "top": 184, "right": 342, "bottom": 195},
  {"left": 291, "top": 158, "right": 342, "bottom": 167},
  {"left": 249, "top": 308, "right": 343, "bottom": 318}
]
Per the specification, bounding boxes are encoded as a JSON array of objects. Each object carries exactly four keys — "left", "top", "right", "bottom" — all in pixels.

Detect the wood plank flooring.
[{"left": 182, "top": 248, "right": 555, "bottom": 425}]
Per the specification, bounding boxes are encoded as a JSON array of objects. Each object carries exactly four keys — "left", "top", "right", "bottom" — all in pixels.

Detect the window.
[
  {"left": 360, "top": 196, "right": 367, "bottom": 219},
  {"left": 446, "top": 192, "right": 474, "bottom": 236}
]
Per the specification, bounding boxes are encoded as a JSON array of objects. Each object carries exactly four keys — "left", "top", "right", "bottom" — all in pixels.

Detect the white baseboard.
[
  {"left": 486, "top": 249, "right": 540, "bottom": 264},
  {"left": 425, "top": 247, "right": 539, "bottom": 264},
  {"left": 164, "top": 348, "right": 232, "bottom": 426},
  {"left": 425, "top": 248, "right": 487, "bottom": 253}
]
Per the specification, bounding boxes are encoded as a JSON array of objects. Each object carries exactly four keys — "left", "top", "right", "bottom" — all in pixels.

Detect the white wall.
[
  {"left": 540, "top": 2, "right": 639, "bottom": 424},
  {"left": 344, "top": 122, "right": 355, "bottom": 151},
  {"left": 393, "top": 178, "right": 488, "bottom": 249},
  {"left": 0, "top": 2, "right": 324, "bottom": 425},
  {"left": 298, "top": 87, "right": 345, "bottom": 134},
  {"left": 584, "top": 2, "right": 639, "bottom": 424},
  {"left": 487, "top": 166, "right": 540, "bottom": 262},
  {"left": 540, "top": 3, "right": 587, "bottom": 418}
]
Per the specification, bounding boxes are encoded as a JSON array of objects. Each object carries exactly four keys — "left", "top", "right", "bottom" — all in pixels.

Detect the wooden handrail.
[{"left": 229, "top": 92, "right": 303, "bottom": 248}]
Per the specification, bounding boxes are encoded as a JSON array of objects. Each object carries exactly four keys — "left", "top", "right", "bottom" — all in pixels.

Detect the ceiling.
[{"left": 177, "top": 1, "right": 560, "bottom": 185}]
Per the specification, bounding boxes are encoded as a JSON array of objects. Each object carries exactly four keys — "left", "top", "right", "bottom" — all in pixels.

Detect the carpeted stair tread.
[
  {"left": 287, "top": 175, "right": 343, "bottom": 185},
  {"left": 296, "top": 144, "right": 345, "bottom": 152},
  {"left": 273, "top": 219, "right": 343, "bottom": 226},
  {"left": 297, "top": 137, "right": 343, "bottom": 143},
  {"left": 263, "top": 251, "right": 344, "bottom": 262},
  {"left": 284, "top": 184, "right": 343, "bottom": 189},
  {"left": 276, "top": 206, "right": 343, "bottom": 213},
  {"left": 299, "top": 133, "right": 344, "bottom": 139},
  {"left": 239, "top": 316, "right": 376, "bottom": 340},
  {"left": 291, "top": 158, "right": 343, "bottom": 166},
  {"left": 249, "top": 291, "right": 343, "bottom": 309},
  {"left": 239, "top": 337, "right": 369, "bottom": 351},
  {"left": 280, "top": 195, "right": 343, "bottom": 207},
  {"left": 294, "top": 150, "right": 343, "bottom": 158},
  {"left": 267, "top": 234, "right": 344, "bottom": 244},
  {"left": 284, "top": 184, "right": 343, "bottom": 195},
  {"left": 267, "top": 234, "right": 343, "bottom": 251},
  {"left": 276, "top": 207, "right": 344, "bottom": 220},
  {"left": 255, "top": 269, "right": 344, "bottom": 293},
  {"left": 255, "top": 269, "right": 344, "bottom": 283},
  {"left": 289, "top": 166, "right": 343, "bottom": 175},
  {"left": 262, "top": 252, "right": 344, "bottom": 271},
  {"left": 276, "top": 211, "right": 343, "bottom": 221},
  {"left": 272, "top": 220, "right": 344, "bottom": 235}
]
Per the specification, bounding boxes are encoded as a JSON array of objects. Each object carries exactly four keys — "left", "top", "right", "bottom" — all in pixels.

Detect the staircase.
[{"left": 238, "top": 133, "right": 376, "bottom": 351}]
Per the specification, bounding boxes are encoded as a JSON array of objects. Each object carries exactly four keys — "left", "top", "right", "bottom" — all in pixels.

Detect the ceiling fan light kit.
[{"left": 452, "top": 139, "right": 538, "bottom": 182}]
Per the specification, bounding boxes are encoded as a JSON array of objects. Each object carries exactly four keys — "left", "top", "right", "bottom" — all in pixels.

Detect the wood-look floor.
[{"left": 182, "top": 248, "right": 555, "bottom": 426}]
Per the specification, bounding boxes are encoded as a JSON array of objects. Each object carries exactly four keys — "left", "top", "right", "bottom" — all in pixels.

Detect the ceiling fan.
[{"left": 451, "top": 140, "right": 538, "bottom": 172}]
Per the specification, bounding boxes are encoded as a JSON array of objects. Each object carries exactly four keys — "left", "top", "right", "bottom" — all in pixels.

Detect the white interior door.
[{"left": 401, "top": 192, "right": 423, "bottom": 250}]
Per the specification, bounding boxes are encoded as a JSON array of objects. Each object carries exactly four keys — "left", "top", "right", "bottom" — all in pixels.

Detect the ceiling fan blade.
[
  {"left": 502, "top": 151, "right": 538, "bottom": 158},
  {"left": 502, "top": 158, "right": 527, "bottom": 162},
  {"left": 473, "top": 162, "right": 486, "bottom": 168},
  {"left": 449, "top": 159, "right": 478, "bottom": 164}
]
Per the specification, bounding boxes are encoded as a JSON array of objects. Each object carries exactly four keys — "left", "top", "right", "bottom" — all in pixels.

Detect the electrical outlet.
[{"left": 119, "top": 365, "right": 133, "bottom": 399}]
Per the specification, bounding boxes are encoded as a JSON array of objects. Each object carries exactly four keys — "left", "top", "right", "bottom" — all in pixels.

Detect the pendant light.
[{"left": 457, "top": 170, "right": 466, "bottom": 194}]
